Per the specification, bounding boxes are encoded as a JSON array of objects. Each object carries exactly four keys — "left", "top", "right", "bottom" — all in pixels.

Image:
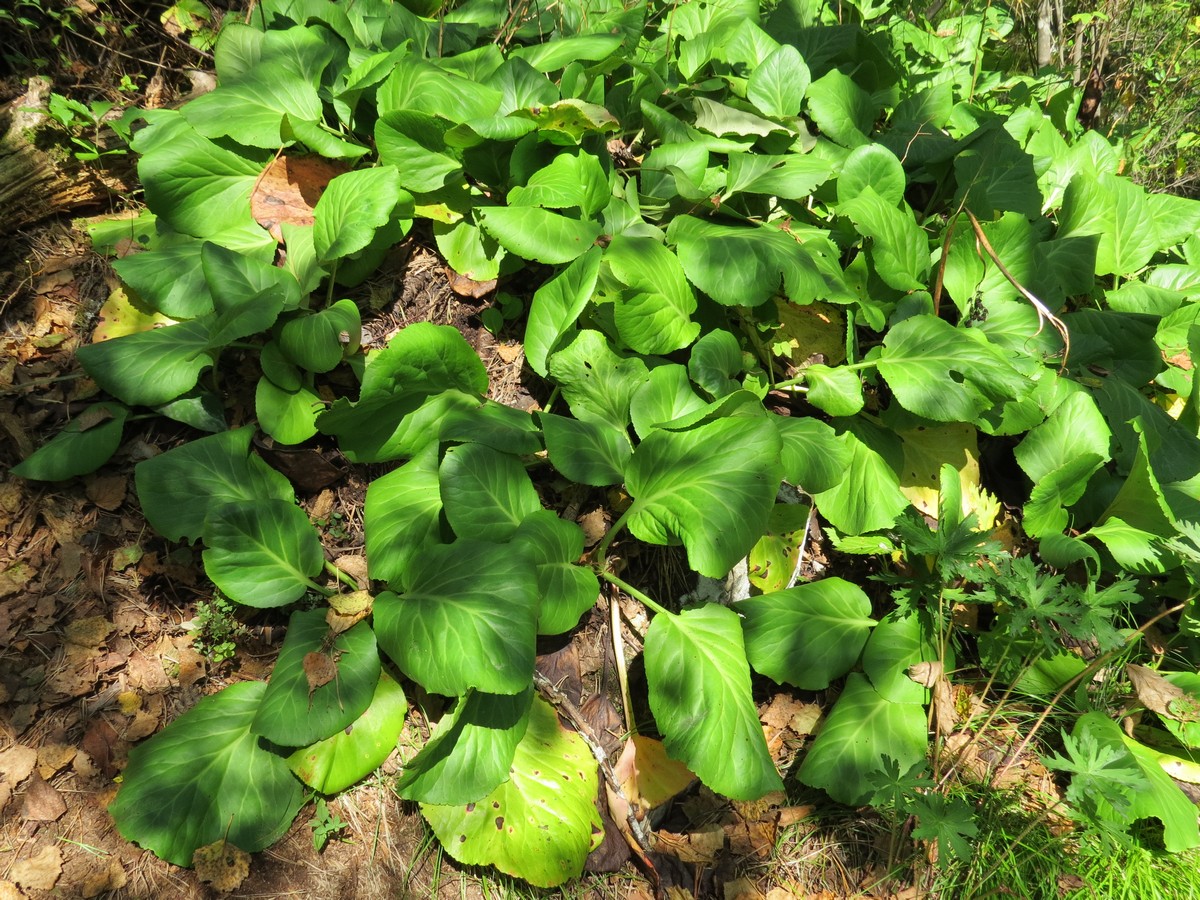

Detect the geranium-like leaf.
[
  {"left": 11, "top": 402, "right": 129, "bottom": 481},
  {"left": 202, "top": 499, "right": 324, "bottom": 608},
  {"left": 252, "top": 608, "right": 379, "bottom": 746},
  {"left": 374, "top": 540, "right": 538, "bottom": 695},
  {"left": 877, "top": 316, "right": 1030, "bottom": 423},
  {"left": 512, "top": 510, "right": 599, "bottom": 635},
  {"left": 796, "top": 673, "right": 928, "bottom": 805},
  {"left": 421, "top": 695, "right": 602, "bottom": 888},
  {"left": 288, "top": 671, "right": 408, "bottom": 794},
  {"left": 646, "top": 605, "right": 783, "bottom": 800},
  {"left": 135, "top": 426, "right": 293, "bottom": 542},
  {"left": 440, "top": 442, "right": 542, "bottom": 542},
  {"left": 109, "top": 681, "right": 305, "bottom": 866},
  {"left": 397, "top": 688, "right": 533, "bottom": 804},
  {"left": 625, "top": 415, "right": 782, "bottom": 578},
  {"left": 739, "top": 578, "right": 876, "bottom": 689}
]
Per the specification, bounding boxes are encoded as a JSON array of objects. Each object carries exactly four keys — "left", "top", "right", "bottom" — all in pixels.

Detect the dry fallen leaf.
[
  {"left": 0, "top": 879, "right": 25, "bottom": 899},
  {"left": 445, "top": 266, "right": 497, "bottom": 298},
  {"left": 76, "top": 859, "right": 126, "bottom": 898},
  {"left": 37, "top": 743, "right": 76, "bottom": 779},
  {"left": 10, "top": 845, "right": 62, "bottom": 891},
  {"left": 21, "top": 772, "right": 67, "bottom": 822},
  {"left": 64, "top": 616, "right": 115, "bottom": 648},
  {"left": 193, "top": 839, "right": 251, "bottom": 893},
  {"left": 653, "top": 825, "right": 725, "bottom": 864},
  {"left": 0, "top": 745, "right": 38, "bottom": 784},
  {"left": 1128, "top": 664, "right": 1198, "bottom": 721},
  {"left": 85, "top": 473, "right": 127, "bottom": 510},
  {"left": 251, "top": 155, "right": 347, "bottom": 243},
  {"left": 303, "top": 650, "right": 341, "bottom": 699}
]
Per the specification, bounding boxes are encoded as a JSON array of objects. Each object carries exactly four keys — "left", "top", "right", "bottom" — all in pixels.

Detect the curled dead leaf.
[{"left": 10, "top": 845, "right": 61, "bottom": 891}]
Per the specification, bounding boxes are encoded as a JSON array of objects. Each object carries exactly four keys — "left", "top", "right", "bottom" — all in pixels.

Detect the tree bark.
[
  {"left": 1036, "top": 0, "right": 1056, "bottom": 68},
  {"left": 0, "top": 77, "right": 134, "bottom": 236}
]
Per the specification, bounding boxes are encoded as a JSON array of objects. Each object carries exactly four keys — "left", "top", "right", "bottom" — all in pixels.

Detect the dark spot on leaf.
[
  {"left": 459, "top": 835, "right": 466, "bottom": 843},
  {"left": 492, "top": 801, "right": 500, "bottom": 808},
  {"left": 533, "top": 770, "right": 539, "bottom": 776},
  {"left": 495, "top": 816, "right": 504, "bottom": 829},
  {"left": 465, "top": 803, "right": 475, "bottom": 813},
  {"left": 591, "top": 824, "right": 602, "bottom": 835}
]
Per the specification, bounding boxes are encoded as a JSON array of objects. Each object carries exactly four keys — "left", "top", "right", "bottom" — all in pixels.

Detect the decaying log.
[{"left": 0, "top": 77, "right": 135, "bottom": 236}]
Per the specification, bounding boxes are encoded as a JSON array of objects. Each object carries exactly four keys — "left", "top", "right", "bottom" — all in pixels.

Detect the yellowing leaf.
[{"left": 192, "top": 839, "right": 250, "bottom": 893}]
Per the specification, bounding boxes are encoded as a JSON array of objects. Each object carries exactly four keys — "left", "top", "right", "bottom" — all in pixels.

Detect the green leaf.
[
  {"left": 810, "top": 429, "right": 909, "bottom": 535},
  {"left": 132, "top": 113, "right": 261, "bottom": 238},
  {"left": 512, "top": 510, "right": 599, "bottom": 635},
  {"left": 288, "top": 671, "right": 408, "bottom": 794},
  {"left": 510, "top": 33, "right": 624, "bottom": 72},
  {"left": 525, "top": 247, "right": 602, "bottom": 376},
  {"left": 202, "top": 499, "right": 324, "bottom": 608},
  {"left": 629, "top": 365, "right": 709, "bottom": 439},
  {"left": 839, "top": 144, "right": 906, "bottom": 207},
  {"left": 134, "top": 426, "right": 294, "bottom": 543},
  {"left": 840, "top": 187, "right": 929, "bottom": 292},
  {"left": 723, "top": 153, "right": 833, "bottom": 200},
  {"left": 278, "top": 299, "right": 362, "bottom": 373},
  {"left": 376, "top": 110, "right": 463, "bottom": 193},
  {"left": 646, "top": 605, "right": 782, "bottom": 800},
  {"left": 953, "top": 122, "right": 1042, "bottom": 219},
  {"left": 878, "top": 316, "right": 1031, "bottom": 422},
  {"left": 803, "top": 364, "right": 865, "bottom": 417},
  {"left": 477, "top": 206, "right": 602, "bottom": 265},
  {"left": 1058, "top": 172, "right": 1161, "bottom": 277},
  {"left": 669, "top": 215, "right": 849, "bottom": 307},
  {"left": 12, "top": 402, "right": 129, "bottom": 481},
  {"left": 253, "top": 609, "right": 379, "bottom": 746},
  {"left": 374, "top": 541, "right": 538, "bottom": 695},
  {"left": 255, "top": 377, "right": 321, "bottom": 445},
  {"left": 378, "top": 57, "right": 503, "bottom": 122},
  {"left": 805, "top": 68, "right": 874, "bottom": 148},
  {"left": 626, "top": 415, "right": 782, "bottom": 578},
  {"left": 796, "top": 673, "right": 928, "bottom": 805},
  {"left": 540, "top": 413, "right": 631, "bottom": 487},
  {"left": 692, "top": 96, "right": 785, "bottom": 138},
  {"left": 747, "top": 43, "right": 809, "bottom": 117},
  {"left": 548, "top": 330, "right": 649, "bottom": 429},
  {"left": 510, "top": 152, "right": 610, "bottom": 218},
  {"left": 775, "top": 417, "right": 850, "bottom": 494},
  {"left": 438, "top": 401, "right": 543, "bottom": 456},
  {"left": 421, "top": 695, "right": 602, "bottom": 888},
  {"left": 439, "top": 442, "right": 541, "bottom": 542},
  {"left": 1015, "top": 391, "right": 1111, "bottom": 484},
  {"left": 202, "top": 241, "right": 295, "bottom": 342},
  {"left": 606, "top": 235, "right": 700, "bottom": 355},
  {"left": 76, "top": 320, "right": 215, "bottom": 407},
  {"left": 689, "top": 329, "right": 742, "bottom": 399},
  {"left": 861, "top": 613, "right": 939, "bottom": 704},
  {"left": 364, "top": 442, "right": 443, "bottom": 586},
  {"left": 397, "top": 688, "right": 532, "bottom": 804},
  {"left": 314, "top": 166, "right": 412, "bottom": 264},
  {"left": 739, "top": 578, "right": 875, "bottom": 689},
  {"left": 109, "top": 681, "right": 305, "bottom": 866}
]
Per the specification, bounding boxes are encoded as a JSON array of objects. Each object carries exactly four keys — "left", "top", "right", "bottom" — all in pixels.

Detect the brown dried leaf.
[
  {"left": 653, "top": 826, "right": 724, "bottom": 864},
  {"left": 124, "top": 709, "right": 161, "bottom": 742},
  {"left": 304, "top": 650, "right": 340, "bottom": 697},
  {"left": 1128, "top": 664, "right": 1188, "bottom": 719},
  {"left": 0, "top": 745, "right": 38, "bottom": 784},
  {"left": 21, "top": 772, "right": 66, "bottom": 822},
  {"left": 36, "top": 743, "right": 76, "bottom": 779},
  {"left": 0, "top": 878, "right": 22, "bottom": 899},
  {"left": 192, "top": 839, "right": 251, "bottom": 893},
  {"left": 64, "top": 616, "right": 114, "bottom": 648},
  {"left": 76, "top": 859, "right": 126, "bottom": 898},
  {"left": 85, "top": 474, "right": 127, "bottom": 510},
  {"left": 10, "top": 845, "right": 61, "bottom": 892},
  {"left": 445, "top": 267, "right": 497, "bottom": 298},
  {"left": 251, "top": 155, "right": 348, "bottom": 243}
]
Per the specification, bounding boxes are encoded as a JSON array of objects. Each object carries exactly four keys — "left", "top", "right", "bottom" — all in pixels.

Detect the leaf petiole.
[{"left": 599, "top": 570, "right": 670, "bottom": 618}]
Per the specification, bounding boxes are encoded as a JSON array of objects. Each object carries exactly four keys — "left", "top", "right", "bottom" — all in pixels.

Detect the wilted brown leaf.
[
  {"left": 251, "top": 155, "right": 348, "bottom": 243},
  {"left": 85, "top": 473, "right": 126, "bottom": 510},
  {"left": 64, "top": 616, "right": 114, "bottom": 648},
  {"left": 10, "top": 845, "right": 61, "bottom": 891},
  {"left": 193, "top": 839, "right": 251, "bottom": 893},
  {"left": 303, "top": 650, "right": 340, "bottom": 699},
  {"left": 36, "top": 743, "right": 76, "bottom": 779},
  {"left": 21, "top": 772, "right": 66, "bottom": 821},
  {"left": 445, "top": 267, "right": 497, "bottom": 298},
  {"left": 0, "top": 745, "right": 38, "bottom": 785},
  {"left": 1128, "top": 664, "right": 1189, "bottom": 719}
]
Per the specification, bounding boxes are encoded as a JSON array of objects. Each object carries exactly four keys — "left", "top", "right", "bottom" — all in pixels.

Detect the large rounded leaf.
[
  {"left": 252, "top": 609, "right": 379, "bottom": 746},
  {"left": 287, "top": 671, "right": 408, "bottom": 794},
  {"left": 373, "top": 540, "right": 538, "bottom": 695},
  {"left": 739, "top": 578, "right": 876, "bottom": 690},
  {"left": 421, "top": 695, "right": 602, "bottom": 888},
  {"left": 76, "top": 320, "right": 216, "bottom": 408},
  {"left": 512, "top": 510, "right": 600, "bottom": 635},
  {"left": 645, "top": 605, "right": 783, "bottom": 800},
  {"left": 625, "top": 415, "right": 783, "bottom": 578},
  {"left": 134, "top": 426, "right": 294, "bottom": 542},
  {"left": 109, "top": 681, "right": 305, "bottom": 866},
  {"left": 397, "top": 688, "right": 532, "bottom": 804},
  {"left": 11, "top": 402, "right": 128, "bottom": 481},
  {"left": 364, "top": 442, "right": 444, "bottom": 586},
  {"left": 314, "top": 166, "right": 412, "bottom": 264},
  {"left": 796, "top": 673, "right": 928, "bottom": 806},
  {"left": 439, "top": 442, "right": 541, "bottom": 542},
  {"left": 202, "top": 499, "right": 324, "bottom": 607}
]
